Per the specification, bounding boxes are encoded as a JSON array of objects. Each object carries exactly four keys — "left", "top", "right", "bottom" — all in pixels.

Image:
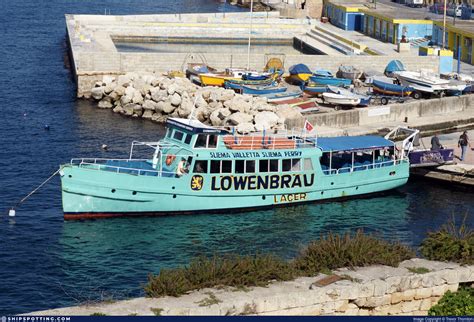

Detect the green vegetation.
[
  {"left": 428, "top": 286, "right": 474, "bottom": 316},
  {"left": 150, "top": 308, "right": 164, "bottom": 316},
  {"left": 145, "top": 253, "right": 294, "bottom": 297},
  {"left": 407, "top": 267, "right": 430, "bottom": 274},
  {"left": 145, "top": 230, "right": 414, "bottom": 298},
  {"left": 420, "top": 216, "right": 474, "bottom": 265},
  {"left": 293, "top": 230, "right": 415, "bottom": 275},
  {"left": 195, "top": 292, "right": 222, "bottom": 307},
  {"left": 90, "top": 313, "right": 106, "bottom": 316}
]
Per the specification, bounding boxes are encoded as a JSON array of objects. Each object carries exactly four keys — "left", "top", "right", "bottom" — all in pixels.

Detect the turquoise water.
[{"left": 0, "top": 0, "right": 473, "bottom": 316}]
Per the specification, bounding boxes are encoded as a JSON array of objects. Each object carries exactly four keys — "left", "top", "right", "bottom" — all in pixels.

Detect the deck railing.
[
  {"left": 70, "top": 158, "right": 176, "bottom": 177},
  {"left": 321, "top": 158, "right": 407, "bottom": 175}
]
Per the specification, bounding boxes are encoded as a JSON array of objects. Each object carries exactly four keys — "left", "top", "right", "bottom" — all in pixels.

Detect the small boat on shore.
[
  {"left": 59, "top": 118, "right": 409, "bottom": 219},
  {"left": 301, "top": 83, "right": 329, "bottom": 97},
  {"left": 261, "top": 90, "right": 303, "bottom": 103},
  {"left": 327, "top": 86, "right": 372, "bottom": 107},
  {"left": 286, "top": 64, "right": 312, "bottom": 85},
  {"left": 186, "top": 63, "right": 218, "bottom": 85},
  {"left": 338, "top": 65, "right": 363, "bottom": 81},
  {"left": 309, "top": 70, "right": 352, "bottom": 87},
  {"left": 372, "top": 79, "right": 413, "bottom": 96},
  {"left": 224, "top": 81, "right": 286, "bottom": 96},
  {"left": 322, "top": 92, "right": 360, "bottom": 108}
]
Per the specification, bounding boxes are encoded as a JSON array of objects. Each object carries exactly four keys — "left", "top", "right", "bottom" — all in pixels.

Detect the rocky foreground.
[{"left": 88, "top": 73, "right": 304, "bottom": 133}]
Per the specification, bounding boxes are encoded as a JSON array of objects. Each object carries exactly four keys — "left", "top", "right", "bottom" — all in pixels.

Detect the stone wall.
[{"left": 29, "top": 259, "right": 474, "bottom": 316}]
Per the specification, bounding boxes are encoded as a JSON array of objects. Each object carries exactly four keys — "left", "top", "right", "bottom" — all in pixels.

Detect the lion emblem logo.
[{"left": 191, "top": 175, "right": 204, "bottom": 191}]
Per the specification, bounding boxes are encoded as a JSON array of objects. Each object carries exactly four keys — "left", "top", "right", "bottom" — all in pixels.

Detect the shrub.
[
  {"left": 293, "top": 230, "right": 415, "bottom": 275},
  {"left": 145, "top": 254, "right": 295, "bottom": 297},
  {"left": 420, "top": 216, "right": 474, "bottom": 265},
  {"left": 145, "top": 231, "right": 415, "bottom": 298},
  {"left": 428, "top": 286, "right": 474, "bottom": 316}
]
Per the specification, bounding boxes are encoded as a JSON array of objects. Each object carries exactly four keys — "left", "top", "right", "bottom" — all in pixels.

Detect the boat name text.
[
  {"left": 209, "top": 151, "right": 302, "bottom": 159},
  {"left": 211, "top": 174, "right": 314, "bottom": 191}
]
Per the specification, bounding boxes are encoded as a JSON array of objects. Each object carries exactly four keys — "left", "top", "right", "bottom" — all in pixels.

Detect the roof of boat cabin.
[
  {"left": 315, "top": 136, "right": 394, "bottom": 152},
  {"left": 166, "top": 118, "right": 227, "bottom": 135}
]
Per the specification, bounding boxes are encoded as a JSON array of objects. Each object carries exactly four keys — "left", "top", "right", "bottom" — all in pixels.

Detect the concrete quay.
[
  {"left": 66, "top": 12, "right": 440, "bottom": 98},
  {"left": 28, "top": 259, "right": 474, "bottom": 316}
]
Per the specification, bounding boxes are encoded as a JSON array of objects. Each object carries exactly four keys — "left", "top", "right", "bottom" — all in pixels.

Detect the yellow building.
[{"left": 432, "top": 20, "right": 474, "bottom": 65}]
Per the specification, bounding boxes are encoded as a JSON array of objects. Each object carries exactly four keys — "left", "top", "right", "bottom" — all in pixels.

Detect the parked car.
[
  {"left": 447, "top": 5, "right": 463, "bottom": 17},
  {"left": 406, "top": 0, "right": 423, "bottom": 8}
]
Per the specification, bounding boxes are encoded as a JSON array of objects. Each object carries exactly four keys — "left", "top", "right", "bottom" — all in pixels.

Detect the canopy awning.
[
  {"left": 315, "top": 136, "right": 394, "bottom": 152},
  {"left": 166, "top": 118, "right": 226, "bottom": 134}
]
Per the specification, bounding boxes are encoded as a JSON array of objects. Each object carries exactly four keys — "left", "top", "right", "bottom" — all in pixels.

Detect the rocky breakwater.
[{"left": 89, "top": 73, "right": 304, "bottom": 133}]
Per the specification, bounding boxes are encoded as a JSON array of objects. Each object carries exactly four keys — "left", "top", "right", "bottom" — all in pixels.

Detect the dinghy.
[
  {"left": 224, "top": 81, "right": 286, "bottom": 96},
  {"left": 287, "top": 64, "right": 312, "bottom": 85},
  {"left": 372, "top": 79, "right": 413, "bottom": 96},
  {"left": 309, "top": 70, "right": 352, "bottom": 87},
  {"left": 338, "top": 65, "right": 363, "bottom": 81}
]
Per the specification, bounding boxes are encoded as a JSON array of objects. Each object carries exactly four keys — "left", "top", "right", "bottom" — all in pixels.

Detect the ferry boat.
[{"left": 59, "top": 118, "right": 410, "bottom": 219}]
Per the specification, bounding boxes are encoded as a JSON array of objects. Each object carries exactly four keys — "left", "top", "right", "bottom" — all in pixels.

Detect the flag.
[{"left": 304, "top": 119, "right": 314, "bottom": 133}]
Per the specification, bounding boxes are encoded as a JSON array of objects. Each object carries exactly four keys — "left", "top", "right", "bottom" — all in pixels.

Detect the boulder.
[
  {"left": 276, "top": 105, "right": 304, "bottom": 129},
  {"left": 112, "top": 105, "right": 123, "bottom": 114},
  {"left": 133, "top": 78, "right": 146, "bottom": 93},
  {"left": 150, "top": 88, "right": 167, "bottom": 102},
  {"left": 167, "top": 84, "right": 177, "bottom": 95},
  {"left": 91, "top": 87, "right": 104, "bottom": 100},
  {"left": 170, "top": 92, "right": 182, "bottom": 107},
  {"left": 113, "top": 85, "right": 126, "bottom": 97},
  {"left": 151, "top": 112, "right": 166, "bottom": 123},
  {"left": 98, "top": 98, "right": 113, "bottom": 109},
  {"left": 209, "top": 108, "right": 231, "bottom": 126},
  {"left": 142, "top": 109, "right": 154, "bottom": 120},
  {"left": 256, "top": 104, "right": 276, "bottom": 112},
  {"left": 107, "top": 91, "right": 119, "bottom": 102},
  {"left": 236, "top": 122, "right": 256, "bottom": 134},
  {"left": 120, "top": 94, "right": 132, "bottom": 106},
  {"left": 117, "top": 74, "right": 132, "bottom": 87},
  {"left": 162, "top": 101, "right": 176, "bottom": 114},
  {"left": 225, "top": 112, "right": 253, "bottom": 126},
  {"left": 177, "top": 98, "right": 194, "bottom": 118},
  {"left": 254, "top": 111, "right": 280, "bottom": 131},
  {"left": 125, "top": 86, "right": 136, "bottom": 98},
  {"left": 132, "top": 91, "right": 144, "bottom": 104},
  {"left": 133, "top": 104, "right": 143, "bottom": 117},
  {"left": 208, "top": 101, "right": 223, "bottom": 110},
  {"left": 200, "top": 89, "right": 211, "bottom": 101},
  {"left": 194, "top": 106, "right": 209, "bottom": 123},
  {"left": 103, "top": 83, "right": 115, "bottom": 95},
  {"left": 219, "top": 89, "right": 235, "bottom": 102},
  {"left": 142, "top": 100, "right": 159, "bottom": 111},
  {"left": 122, "top": 103, "right": 136, "bottom": 116}
]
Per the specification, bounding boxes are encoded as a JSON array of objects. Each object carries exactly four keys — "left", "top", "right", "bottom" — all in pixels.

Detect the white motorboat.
[
  {"left": 322, "top": 92, "right": 360, "bottom": 108},
  {"left": 394, "top": 70, "right": 457, "bottom": 93}
]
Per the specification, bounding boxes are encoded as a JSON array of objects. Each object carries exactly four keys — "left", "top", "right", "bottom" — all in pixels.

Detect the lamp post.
[{"left": 246, "top": 0, "right": 254, "bottom": 71}]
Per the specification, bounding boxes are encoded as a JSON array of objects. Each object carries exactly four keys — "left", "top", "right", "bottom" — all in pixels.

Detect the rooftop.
[
  {"left": 361, "top": 4, "right": 433, "bottom": 21},
  {"left": 315, "top": 136, "right": 394, "bottom": 152}
]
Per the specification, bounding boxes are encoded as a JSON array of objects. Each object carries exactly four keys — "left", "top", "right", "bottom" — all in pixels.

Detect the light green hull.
[{"left": 60, "top": 160, "right": 409, "bottom": 219}]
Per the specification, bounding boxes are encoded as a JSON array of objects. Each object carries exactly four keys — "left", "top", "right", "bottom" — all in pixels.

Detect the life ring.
[{"left": 165, "top": 154, "right": 176, "bottom": 166}]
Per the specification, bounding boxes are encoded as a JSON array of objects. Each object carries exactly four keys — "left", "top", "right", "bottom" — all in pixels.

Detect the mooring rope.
[{"left": 8, "top": 169, "right": 60, "bottom": 216}]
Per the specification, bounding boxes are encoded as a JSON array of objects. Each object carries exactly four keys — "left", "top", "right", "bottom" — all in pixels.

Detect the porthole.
[
  {"left": 132, "top": 191, "right": 137, "bottom": 195},
  {"left": 172, "top": 186, "right": 175, "bottom": 190},
  {"left": 389, "top": 171, "right": 396, "bottom": 176},
  {"left": 173, "top": 194, "right": 177, "bottom": 199},
  {"left": 331, "top": 182, "right": 334, "bottom": 185},
  {"left": 111, "top": 189, "right": 116, "bottom": 193},
  {"left": 68, "top": 175, "right": 72, "bottom": 178},
  {"left": 321, "top": 191, "right": 324, "bottom": 195},
  {"left": 262, "top": 196, "right": 266, "bottom": 200},
  {"left": 356, "top": 187, "right": 359, "bottom": 190}
]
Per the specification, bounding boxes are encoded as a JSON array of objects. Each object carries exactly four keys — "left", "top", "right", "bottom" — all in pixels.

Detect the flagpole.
[{"left": 246, "top": 0, "right": 254, "bottom": 71}]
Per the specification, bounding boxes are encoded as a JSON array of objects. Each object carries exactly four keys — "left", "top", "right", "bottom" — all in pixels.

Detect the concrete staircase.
[{"left": 308, "top": 28, "right": 362, "bottom": 55}]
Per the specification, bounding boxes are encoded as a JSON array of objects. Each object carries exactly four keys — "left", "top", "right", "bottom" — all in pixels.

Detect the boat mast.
[
  {"left": 442, "top": 0, "right": 447, "bottom": 48},
  {"left": 246, "top": 0, "right": 254, "bottom": 71}
]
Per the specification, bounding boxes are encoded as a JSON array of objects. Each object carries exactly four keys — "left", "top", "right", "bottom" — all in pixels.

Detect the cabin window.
[
  {"left": 303, "top": 158, "right": 313, "bottom": 171},
  {"left": 269, "top": 159, "right": 279, "bottom": 172},
  {"left": 193, "top": 160, "right": 208, "bottom": 173},
  {"left": 165, "top": 129, "right": 172, "bottom": 138},
  {"left": 235, "top": 160, "right": 245, "bottom": 174},
  {"left": 210, "top": 160, "right": 220, "bottom": 173},
  {"left": 245, "top": 160, "right": 255, "bottom": 173},
  {"left": 259, "top": 159, "right": 269, "bottom": 172},
  {"left": 173, "top": 130, "right": 184, "bottom": 141},
  {"left": 282, "top": 159, "right": 301, "bottom": 172},
  {"left": 208, "top": 135, "right": 217, "bottom": 148},
  {"left": 184, "top": 134, "right": 192, "bottom": 145},
  {"left": 210, "top": 160, "right": 232, "bottom": 174},
  {"left": 195, "top": 135, "right": 207, "bottom": 148},
  {"left": 194, "top": 134, "right": 218, "bottom": 149},
  {"left": 222, "top": 160, "right": 232, "bottom": 173}
]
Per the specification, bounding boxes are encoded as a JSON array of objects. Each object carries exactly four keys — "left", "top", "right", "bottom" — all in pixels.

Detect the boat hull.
[
  {"left": 199, "top": 74, "right": 240, "bottom": 87},
  {"left": 60, "top": 161, "right": 409, "bottom": 219},
  {"left": 309, "top": 76, "right": 352, "bottom": 87}
]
